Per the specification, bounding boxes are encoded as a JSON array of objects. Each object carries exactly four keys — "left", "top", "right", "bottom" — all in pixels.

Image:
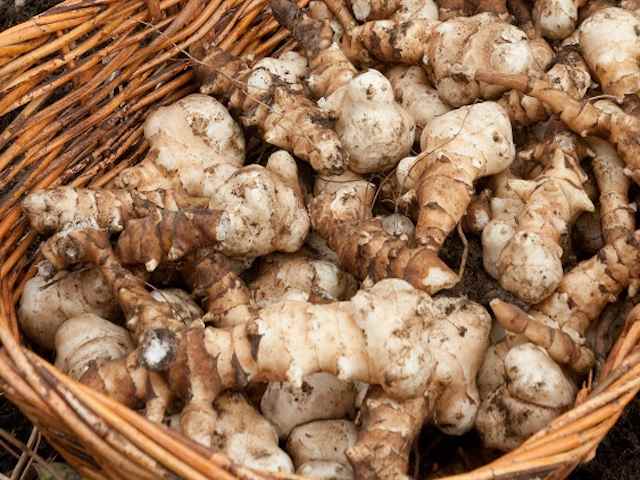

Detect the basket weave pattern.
[{"left": 0, "top": 1, "right": 639, "bottom": 479}]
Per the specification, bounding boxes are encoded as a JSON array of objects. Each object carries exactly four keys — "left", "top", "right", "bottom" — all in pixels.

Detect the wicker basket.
[{"left": 0, "top": 1, "right": 639, "bottom": 479}]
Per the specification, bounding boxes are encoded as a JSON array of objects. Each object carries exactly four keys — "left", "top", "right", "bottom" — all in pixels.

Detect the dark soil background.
[{"left": 0, "top": 1, "right": 639, "bottom": 478}]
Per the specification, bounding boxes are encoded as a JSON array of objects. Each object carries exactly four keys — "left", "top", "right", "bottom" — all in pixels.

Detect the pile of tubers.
[{"left": 17, "top": 0, "right": 640, "bottom": 477}]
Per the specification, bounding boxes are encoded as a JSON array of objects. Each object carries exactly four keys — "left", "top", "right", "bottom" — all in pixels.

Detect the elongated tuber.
[
  {"left": 114, "top": 150, "right": 309, "bottom": 268},
  {"left": 338, "top": 13, "right": 541, "bottom": 107},
  {"left": 588, "top": 137, "right": 635, "bottom": 244},
  {"left": 310, "top": 173, "right": 458, "bottom": 294},
  {"left": 473, "top": 69, "right": 640, "bottom": 184}
]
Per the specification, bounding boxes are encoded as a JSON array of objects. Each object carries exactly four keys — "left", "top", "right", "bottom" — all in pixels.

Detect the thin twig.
[
  {"left": 0, "top": 429, "right": 66, "bottom": 480},
  {"left": 457, "top": 222, "right": 468, "bottom": 279}
]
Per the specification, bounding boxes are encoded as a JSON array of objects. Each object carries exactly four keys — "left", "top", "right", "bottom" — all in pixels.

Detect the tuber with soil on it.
[{"left": 18, "top": 8, "right": 640, "bottom": 477}]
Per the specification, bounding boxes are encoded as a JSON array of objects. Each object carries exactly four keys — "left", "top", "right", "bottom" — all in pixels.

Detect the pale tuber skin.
[
  {"left": 386, "top": 66, "right": 451, "bottom": 137},
  {"left": 532, "top": 0, "right": 577, "bottom": 40},
  {"left": 271, "top": 1, "right": 416, "bottom": 174},
  {"left": 497, "top": 46, "right": 591, "bottom": 126},
  {"left": 250, "top": 253, "right": 358, "bottom": 307},
  {"left": 320, "top": 70, "right": 416, "bottom": 174},
  {"left": 335, "top": 13, "right": 541, "bottom": 108},
  {"left": 349, "top": 0, "right": 439, "bottom": 21},
  {"left": 55, "top": 314, "right": 133, "bottom": 380},
  {"left": 399, "top": 101, "right": 515, "bottom": 251},
  {"left": 113, "top": 94, "right": 245, "bottom": 196},
  {"left": 195, "top": 48, "right": 347, "bottom": 173},
  {"left": 65, "top": 231, "right": 440, "bottom": 399},
  {"left": 491, "top": 299, "right": 595, "bottom": 372},
  {"left": 473, "top": 69, "right": 640, "bottom": 184},
  {"left": 74, "top": 274, "right": 442, "bottom": 444},
  {"left": 21, "top": 187, "right": 202, "bottom": 237},
  {"left": 287, "top": 420, "right": 357, "bottom": 478},
  {"left": 260, "top": 373, "right": 357, "bottom": 438},
  {"left": 209, "top": 393, "right": 294, "bottom": 473},
  {"left": 578, "top": 7, "right": 640, "bottom": 99},
  {"left": 179, "top": 249, "right": 253, "bottom": 328},
  {"left": 347, "top": 296, "right": 492, "bottom": 478},
  {"left": 490, "top": 230, "right": 640, "bottom": 372},
  {"left": 484, "top": 148, "right": 594, "bottom": 304},
  {"left": 19, "top": 266, "right": 120, "bottom": 350},
  {"left": 475, "top": 341, "right": 576, "bottom": 451},
  {"left": 114, "top": 150, "right": 310, "bottom": 269}
]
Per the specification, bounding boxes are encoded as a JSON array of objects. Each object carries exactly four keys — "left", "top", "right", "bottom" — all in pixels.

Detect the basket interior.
[{"left": 0, "top": 1, "right": 639, "bottom": 479}]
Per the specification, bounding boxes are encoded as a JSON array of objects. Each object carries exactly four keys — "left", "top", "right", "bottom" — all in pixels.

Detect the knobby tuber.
[
  {"left": 491, "top": 230, "right": 640, "bottom": 371},
  {"left": 271, "top": 0, "right": 416, "bottom": 174},
  {"left": 196, "top": 49, "right": 347, "bottom": 173},
  {"left": 19, "top": 6, "right": 640, "bottom": 476},
  {"left": 347, "top": 296, "right": 491, "bottom": 478},
  {"left": 578, "top": 7, "right": 640, "bottom": 99},
  {"left": 209, "top": 393, "right": 294, "bottom": 472},
  {"left": 483, "top": 145, "right": 594, "bottom": 303},
  {"left": 398, "top": 101, "right": 515, "bottom": 251},
  {"left": 475, "top": 341, "right": 576, "bottom": 451},
  {"left": 310, "top": 173, "right": 459, "bottom": 294}
]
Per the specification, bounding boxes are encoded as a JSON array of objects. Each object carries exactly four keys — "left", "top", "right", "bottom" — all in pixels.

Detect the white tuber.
[
  {"left": 19, "top": 267, "right": 120, "bottom": 350},
  {"left": 321, "top": 70, "right": 416, "bottom": 174},
  {"left": 55, "top": 314, "right": 133, "bottom": 380},
  {"left": 211, "top": 393, "right": 294, "bottom": 473},
  {"left": 532, "top": 0, "right": 577, "bottom": 40},
  {"left": 386, "top": 66, "right": 451, "bottom": 137},
  {"left": 475, "top": 342, "right": 576, "bottom": 451},
  {"left": 579, "top": 7, "right": 640, "bottom": 99},
  {"left": 287, "top": 420, "right": 357, "bottom": 478},
  {"left": 260, "top": 372, "right": 357, "bottom": 438}
]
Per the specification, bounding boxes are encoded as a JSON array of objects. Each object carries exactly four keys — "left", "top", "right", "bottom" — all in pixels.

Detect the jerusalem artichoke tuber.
[
  {"left": 261, "top": 373, "right": 357, "bottom": 438},
  {"left": 55, "top": 314, "right": 133, "bottom": 380},
  {"left": 209, "top": 393, "right": 294, "bottom": 472},
  {"left": 195, "top": 48, "right": 347, "bottom": 173},
  {"left": 399, "top": 101, "right": 515, "bottom": 251},
  {"left": 347, "top": 296, "right": 491, "bottom": 478},
  {"left": 310, "top": 173, "right": 458, "bottom": 294},
  {"left": 287, "top": 420, "right": 357, "bottom": 478},
  {"left": 271, "top": 0, "right": 416, "bottom": 174},
  {"left": 578, "top": 7, "right": 640, "bottom": 99},
  {"left": 475, "top": 341, "right": 576, "bottom": 451},
  {"left": 19, "top": 266, "right": 120, "bottom": 349},
  {"left": 588, "top": 137, "right": 635, "bottom": 244},
  {"left": 483, "top": 147, "right": 594, "bottom": 303}
]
